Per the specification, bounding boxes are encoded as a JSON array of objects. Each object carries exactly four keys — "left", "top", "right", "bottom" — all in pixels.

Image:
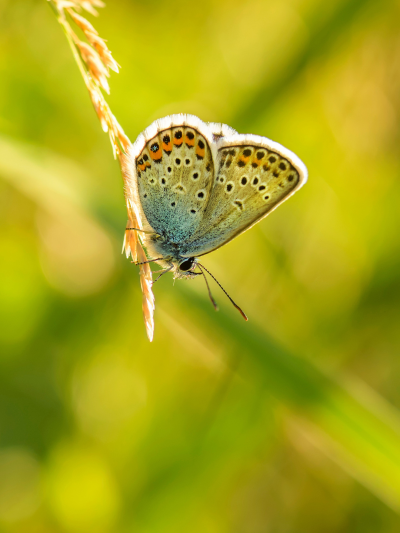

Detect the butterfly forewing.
[
  {"left": 181, "top": 138, "right": 305, "bottom": 257},
  {"left": 135, "top": 125, "right": 215, "bottom": 243}
]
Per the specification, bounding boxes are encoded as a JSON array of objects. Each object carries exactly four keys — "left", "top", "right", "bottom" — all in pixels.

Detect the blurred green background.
[{"left": 1, "top": 0, "right": 400, "bottom": 531}]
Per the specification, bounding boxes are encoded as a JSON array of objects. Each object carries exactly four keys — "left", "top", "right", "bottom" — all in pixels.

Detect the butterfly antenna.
[
  {"left": 197, "top": 263, "right": 248, "bottom": 321},
  {"left": 196, "top": 264, "right": 219, "bottom": 312}
]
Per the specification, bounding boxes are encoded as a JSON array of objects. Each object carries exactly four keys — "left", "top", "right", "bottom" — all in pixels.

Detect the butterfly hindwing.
[
  {"left": 181, "top": 135, "right": 307, "bottom": 257},
  {"left": 132, "top": 115, "right": 215, "bottom": 243}
]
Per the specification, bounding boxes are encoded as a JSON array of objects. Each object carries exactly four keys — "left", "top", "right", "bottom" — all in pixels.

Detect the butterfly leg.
[
  {"left": 153, "top": 264, "right": 174, "bottom": 283},
  {"left": 126, "top": 227, "right": 160, "bottom": 235},
  {"left": 134, "top": 258, "right": 164, "bottom": 266}
]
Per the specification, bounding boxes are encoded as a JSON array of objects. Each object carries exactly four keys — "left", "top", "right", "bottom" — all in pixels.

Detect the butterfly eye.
[{"left": 179, "top": 258, "right": 195, "bottom": 271}]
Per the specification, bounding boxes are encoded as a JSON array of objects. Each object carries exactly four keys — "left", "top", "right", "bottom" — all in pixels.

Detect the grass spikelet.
[
  {"left": 68, "top": 9, "right": 98, "bottom": 34},
  {"left": 136, "top": 244, "right": 155, "bottom": 343},
  {"left": 48, "top": 0, "right": 155, "bottom": 341}
]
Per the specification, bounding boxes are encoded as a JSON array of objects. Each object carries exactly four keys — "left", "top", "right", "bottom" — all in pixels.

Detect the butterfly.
[{"left": 122, "top": 114, "right": 307, "bottom": 325}]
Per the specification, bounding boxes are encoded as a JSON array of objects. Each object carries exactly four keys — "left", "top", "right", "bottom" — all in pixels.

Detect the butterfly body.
[{"left": 122, "top": 114, "right": 307, "bottom": 282}]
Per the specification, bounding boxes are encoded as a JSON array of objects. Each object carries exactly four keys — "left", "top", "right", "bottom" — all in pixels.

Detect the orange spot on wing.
[
  {"left": 238, "top": 153, "right": 251, "bottom": 167},
  {"left": 185, "top": 135, "right": 195, "bottom": 147},
  {"left": 196, "top": 145, "right": 205, "bottom": 158},
  {"left": 173, "top": 138, "right": 183, "bottom": 146},
  {"left": 138, "top": 163, "right": 146, "bottom": 171},
  {"left": 150, "top": 148, "right": 162, "bottom": 161},
  {"left": 162, "top": 141, "right": 171, "bottom": 152}
]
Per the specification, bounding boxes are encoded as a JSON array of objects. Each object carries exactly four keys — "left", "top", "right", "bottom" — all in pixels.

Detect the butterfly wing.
[
  {"left": 180, "top": 133, "right": 308, "bottom": 257},
  {"left": 122, "top": 114, "right": 216, "bottom": 244}
]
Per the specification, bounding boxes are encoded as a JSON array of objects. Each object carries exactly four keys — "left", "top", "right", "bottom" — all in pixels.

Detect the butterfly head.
[
  {"left": 174, "top": 257, "right": 200, "bottom": 279},
  {"left": 178, "top": 257, "right": 196, "bottom": 272}
]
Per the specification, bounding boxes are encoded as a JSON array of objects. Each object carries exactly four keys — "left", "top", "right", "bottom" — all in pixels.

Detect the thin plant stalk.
[{"left": 48, "top": 0, "right": 155, "bottom": 341}]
